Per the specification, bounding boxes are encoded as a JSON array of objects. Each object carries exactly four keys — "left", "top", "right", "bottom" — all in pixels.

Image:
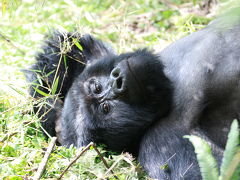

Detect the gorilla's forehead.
[
  {"left": 84, "top": 49, "right": 159, "bottom": 77},
  {"left": 84, "top": 55, "right": 120, "bottom": 76}
]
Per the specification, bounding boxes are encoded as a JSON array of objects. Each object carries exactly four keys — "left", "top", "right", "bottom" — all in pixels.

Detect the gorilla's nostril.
[
  {"left": 116, "top": 77, "right": 122, "bottom": 89},
  {"left": 111, "top": 68, "right": 120, "bottom": 78},
  {"left": 113, "top": 72, "right": 119, "bottom": 78}
]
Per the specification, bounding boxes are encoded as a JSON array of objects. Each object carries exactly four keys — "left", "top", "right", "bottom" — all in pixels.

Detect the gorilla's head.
[{"left": 59, "top": 49, "right": 172, "bottom": 153}]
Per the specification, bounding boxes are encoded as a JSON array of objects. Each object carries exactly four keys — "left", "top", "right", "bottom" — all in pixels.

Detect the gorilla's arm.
[{"left": 139, "top": 119, "right": 201, "bottom": 180}]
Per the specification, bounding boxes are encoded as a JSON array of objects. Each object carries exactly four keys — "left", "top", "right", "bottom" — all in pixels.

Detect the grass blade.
[
  {"left": 51, "top": 77, "right": 59, "bottom": 95},
  {"left": 33, "top": 87, "right": 49, "bottom": 97},
  {"left": 72, "top": 38, "right": 83, "bottom": 51},
  {"left": 63, "top": 55, "right": 67, "bottom": 69}
]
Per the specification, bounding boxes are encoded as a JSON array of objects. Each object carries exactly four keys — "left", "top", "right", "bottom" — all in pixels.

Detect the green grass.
[{"left": 0, "top": 0, "right": 214, "bottom": 179}]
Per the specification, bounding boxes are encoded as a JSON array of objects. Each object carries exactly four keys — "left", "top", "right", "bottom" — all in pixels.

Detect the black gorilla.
[{"left": 26, "top": 12, "right": 240, "bottom": 180}]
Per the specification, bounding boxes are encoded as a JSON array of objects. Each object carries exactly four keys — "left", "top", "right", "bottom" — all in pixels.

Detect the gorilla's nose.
[{"left": 110, "top": 67, "right": 125, "bottom": 94}]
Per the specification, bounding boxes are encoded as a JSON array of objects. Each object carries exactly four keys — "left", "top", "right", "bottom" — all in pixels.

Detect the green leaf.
[
  {"left": 45, "top": 69, "right": 55, "bottom": 77},
  {"left": 3, "top": 175, "right": 23, "bottom": 180},
  {"left": 72, "top": 38, "right": 83, "bottom": 51},
  {"left": 94, "top": 155, "right": 101, "bottom": 164},
  {"left": 36, "top": 73, "right": 43, "bottom": 86},
  {"left": 160, "top": 163, "right": 169, "bottom": 170},
  {"left": 2, "top": 145, "right": 17, "bottom": 157},
  {"left": 185, "top": 135, "right": 219, "bottom": 180},
  {"left": 220, "top": 119, "right": 240, "bottom": 180},
  {"left": 33, "top": 87, "right": 49, "bottom": 97},
  {"left": 7, "top": 85, "right": 26, "bottom": 96},
  {"left": 162, "top": 10, "right": 174, "bottom": 19},
  {"left": 51, "top": 76, "right": 59, "bottom": 95},
  {"left": 192, "top": 0, "right": 197, "bottom": 6},
  {"left": 222, "top": 151, "right": 240, "bottom": 180}
]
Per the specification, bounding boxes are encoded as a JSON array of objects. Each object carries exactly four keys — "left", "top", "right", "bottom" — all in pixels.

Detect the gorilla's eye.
[
  {"left": 94, "top": 83, "right": 102, "bottom": 94},
  {"left": 102, "top": 102, "right": 110, "bottom": 114}
]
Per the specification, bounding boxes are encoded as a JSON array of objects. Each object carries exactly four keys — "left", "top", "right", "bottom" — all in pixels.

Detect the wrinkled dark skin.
[{"left": 26, "top": 12, "right": 240, "bottom": 180}]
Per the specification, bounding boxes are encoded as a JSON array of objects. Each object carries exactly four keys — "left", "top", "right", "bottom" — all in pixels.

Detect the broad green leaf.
[
  {"left": 222, "top": 151, "right": 240, "bottom": 180},
  {"left": 185, "top": 135, "right": 219, "bottom": 180},
  {"left": 220, "top": 120, "right": 240, "bottom": 180}
]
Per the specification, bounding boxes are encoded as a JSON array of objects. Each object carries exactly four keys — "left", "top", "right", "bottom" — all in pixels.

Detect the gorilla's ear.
[{"left": 80, "top": 34, "right": 116, "bottom": 61}]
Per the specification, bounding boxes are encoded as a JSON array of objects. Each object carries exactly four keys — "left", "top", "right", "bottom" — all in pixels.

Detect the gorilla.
[{"left": 26, "top": 11, "right": 240, "bottom": 180}]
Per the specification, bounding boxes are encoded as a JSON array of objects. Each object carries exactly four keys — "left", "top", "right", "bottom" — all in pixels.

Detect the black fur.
[
  {"left": 26, "top": 13, "right": 240, "bottom": 180},
  {"left": 25, "top": 31, "right": 115, "bottom": 136}
]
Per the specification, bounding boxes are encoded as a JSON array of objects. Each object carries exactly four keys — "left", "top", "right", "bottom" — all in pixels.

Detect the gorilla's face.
[{"left": 60, "top": 50, "right": 172, "bottom": 153}]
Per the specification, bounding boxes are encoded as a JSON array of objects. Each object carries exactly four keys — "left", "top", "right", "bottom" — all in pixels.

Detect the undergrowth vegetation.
[{"left": 0, "top": 0, "right": 239, "bottom": 179}]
